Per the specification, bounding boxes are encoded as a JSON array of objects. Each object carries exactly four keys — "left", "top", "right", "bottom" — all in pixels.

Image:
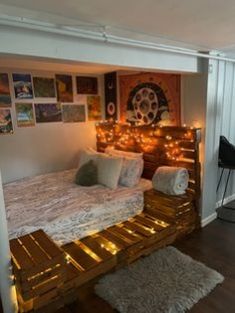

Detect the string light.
[{"left": 96, "top": 122, "right": 195, "bottom": 161}]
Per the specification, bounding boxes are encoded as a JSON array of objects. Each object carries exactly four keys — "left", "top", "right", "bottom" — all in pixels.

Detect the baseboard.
[
  {"left": 215, "top": 193, "right": 235, "bottom": 209},
  {"left": 201, "top": 193, "right": 235, "bottom": 227},
  {"left": 201, "top": 212, "right": 217, "bottom": 227}
]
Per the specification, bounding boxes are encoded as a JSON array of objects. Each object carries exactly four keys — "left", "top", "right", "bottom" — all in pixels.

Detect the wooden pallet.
[
  {"left": 61, "top": 211, "right": 176, "bottom": 294},
  {"left": 11, "top": 212, "right": 176, "bottom": 312},
  {"left": 96, "top": 123, "right": 201, "bottom": 229},
  {"left": 144, "top": 189, "right": 197, "bottom": 237},
  {"left": 10, "top": 230, "right": 67, "bottom": 312}
]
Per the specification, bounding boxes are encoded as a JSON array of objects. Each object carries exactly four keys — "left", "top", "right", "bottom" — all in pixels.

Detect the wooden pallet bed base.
[
  {"left": 10, "top": 211, "right": 176, "bottom": 312},
  {"left": 10, "top": 124, "right": 201, "bottom": 312}
]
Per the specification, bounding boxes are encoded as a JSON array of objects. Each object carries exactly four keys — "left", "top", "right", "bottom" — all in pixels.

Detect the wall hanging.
[
  {"left": 104, "top": 72, "right": 117, "bottom": 121},
  {"left": 119, "top": 72, "right": 180, "bottom": 126}
]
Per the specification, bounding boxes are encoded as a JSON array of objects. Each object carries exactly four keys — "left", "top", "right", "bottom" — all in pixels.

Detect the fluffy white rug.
[{"left": 95, "top": 246, "right": 224, "bottom": 313}]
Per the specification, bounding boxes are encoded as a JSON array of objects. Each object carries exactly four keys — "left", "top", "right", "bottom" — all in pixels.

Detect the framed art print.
[
  {"left": 35, "top": 103, "right": 62, "bottom": 123},
  {"left": 76, "top": 76, "right": 98, "bottom": 94},
  {"left": 0, "top": 109, "right": 13, "bottom": 134},
  {"left": 15, "top": 103, "right": 35, "bottom": 127},
  {"left": 87, "top": 95, "right": 102, "bottom": 121},
  {"left": 12, "top": 73, "right": 33, "bottom": 99},
  {"left": 33, "top": 77, "right": 56, "bottom": 98},
  {"left": 62, "top": 104, "right": 86, "bottom": 123},
  {"left": 0, "top": 73, "right": 11, "bottom": 107},
  {"left": 55, "top": 74, "right": 73, "bottom": 102}
]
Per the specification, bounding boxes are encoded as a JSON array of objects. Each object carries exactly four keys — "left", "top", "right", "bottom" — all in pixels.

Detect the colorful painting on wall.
[
  {"left": 119, "top": 72, "right": 181, "bottom": 126},
  {"left": 76, "top": 76, "right": 98, "bottom": 94},
  {"left": 0, "top": 73, "right": 11, "bottom": 107},
  {"left": 62, "top": 104, "right": 86, "bottom": 123},
  {"left": 104, "top": 72, "right": 117, "bottom": 121},
  {"left": 0, "top": 109, "right": 13, "bottom": 134},
  {"left": 87, "top": 95, "right": 102, "bottom": 121},
  {"left": 12, "top": 73, "right": 33, "bottom": 99},
  {"left": 35, "top": 103, "right": 62, "bottom": 123},
  {"left": 55, "top": 74, "right": 73, "bottom": 102},
  {"left": 33, "top": 77, "right": 56, "bottom": 98},
  {"left": 15, "top": 103, "right": 35, "bottom": 127}
]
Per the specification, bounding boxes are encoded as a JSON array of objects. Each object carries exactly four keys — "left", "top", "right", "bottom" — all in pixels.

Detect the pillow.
[
  {"left": 97, "top": 155, "right": 123, "bottom": 189},
  {"left": 75, "top": 160, "right": 98, "bottom": 186},
  {"left": 105, "top": 147, "right": 144, "bottom": 187},
  {"left": 119, "top": 157, "right": 144, "bottom": 187},
  {"left": 78, "top": 148, "right": 107, "bottom": 168},
  {"left": 105, "top": 147, "right": 143, "bottom": 159}
]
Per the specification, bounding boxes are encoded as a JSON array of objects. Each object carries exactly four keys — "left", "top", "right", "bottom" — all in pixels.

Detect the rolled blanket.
[{"left": 152, "top": 166, "right": 189, "bottom": 195}]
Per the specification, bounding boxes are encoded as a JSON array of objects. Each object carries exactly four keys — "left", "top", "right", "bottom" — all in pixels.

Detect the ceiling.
[{"left": 1, "top": 0, "right": 235, "bottom": 57}]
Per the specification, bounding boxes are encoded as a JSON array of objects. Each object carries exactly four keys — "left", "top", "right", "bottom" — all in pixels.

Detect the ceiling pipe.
[{"left": 0, "top": 14, "right": 234, "bottom": 63}]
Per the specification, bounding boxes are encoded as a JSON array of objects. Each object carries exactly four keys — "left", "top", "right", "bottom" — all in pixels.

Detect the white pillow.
[
  {"left": 119, "top": 157, "right": 144, "bottom": 187},
  {"left": 78, "top": 148, "right": 106, "bottom": 168},
  {"left": 105, "top": 147, "right": 144, "bottom": 187},
  {"left": 105, "top": 147, "right": 143, "bottom": 159},
  {"left": 97, "top": 155, "right": 123, "bottom": 189}
]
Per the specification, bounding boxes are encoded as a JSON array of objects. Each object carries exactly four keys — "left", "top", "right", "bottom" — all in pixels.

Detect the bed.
[{"left": 4, "top": 169, "right": 152, "bottom": 245}]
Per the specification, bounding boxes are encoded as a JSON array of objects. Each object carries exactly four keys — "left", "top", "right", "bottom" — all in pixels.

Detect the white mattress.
[{"left": 4, "top": 169, "right": 152, "bottom": 245}]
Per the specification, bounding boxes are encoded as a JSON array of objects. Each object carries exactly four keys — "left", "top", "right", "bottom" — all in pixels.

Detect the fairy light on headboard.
[
  {"left": 96, "top": 122, "right": 196, "bottom": 161},
  {"left": 164, "top": 138, "right": 181, "bottom": 161}
]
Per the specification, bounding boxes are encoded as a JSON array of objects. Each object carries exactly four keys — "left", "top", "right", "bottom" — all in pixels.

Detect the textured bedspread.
[{"left": 4, "top": 169, "right": 152, "bottom": 245}]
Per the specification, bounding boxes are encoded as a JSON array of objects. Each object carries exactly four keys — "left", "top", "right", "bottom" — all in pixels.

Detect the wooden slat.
[
  {"left": 32, "top": 230, "right": 63, "bottom": 258},
  {"left": 24, "top": 265, "right": 65, "bottom": 289},
  {"left": 122, "top": 221, "right": 152, "bottom": 237},
  {"left": 10, "top": 239, "right": 34, "bottom": 270},
  {"left": 110, "top": 226, "right": 141, "bottom": 243},
  {"left": 99, "top": 229, "right": 130, "bottom": 248},
  {"left": 134, "top": 215, "right": 164, "bottom": 231},
  {"left": 81, "top": 237, "right": 113, "bottom": 261},
  {"left": 62, "top": 242, "right": 98, "bottom": 271},
  {"left": 19, "top": 234, "right": 49, "bottom": 264},
  {"left": 106, "top": 227, "right": 136, "bottom": 244}
]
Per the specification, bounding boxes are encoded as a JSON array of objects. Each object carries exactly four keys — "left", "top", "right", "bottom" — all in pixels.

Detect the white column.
[{"left": 0, "top": 170, "right": 18, "bottom": 313}]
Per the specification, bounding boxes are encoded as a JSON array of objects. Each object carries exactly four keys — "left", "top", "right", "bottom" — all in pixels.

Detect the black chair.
[{"left": 216, "top": 136, "right": 235, "bottom": 222}]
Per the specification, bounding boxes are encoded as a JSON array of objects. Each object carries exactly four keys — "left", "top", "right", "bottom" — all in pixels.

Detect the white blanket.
[
  {"left": 4, "top": 169, "right": 152, "bottom": 245},
  {"left": 152, "top": 166, "right": 189, "bottom": 195}
]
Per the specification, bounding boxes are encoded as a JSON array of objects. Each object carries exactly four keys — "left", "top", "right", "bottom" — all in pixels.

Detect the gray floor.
[{"left": 217, "top": 200, "right": 235, "bottom": 222}]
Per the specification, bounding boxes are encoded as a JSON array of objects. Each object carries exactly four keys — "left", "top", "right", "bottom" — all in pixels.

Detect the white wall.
[
  {"left": 200, "top": 58, "right": 235, "bottom": 219},
  {"left": 0, "top": 69, "right": 103, "bottom": 183},
  {"left": 182, "top": 57, "right": 235, "bottom": 220},
  {"left": 181, "top": 59, "right": 208, "bottom": 218},
  {"left": 211, "top": 60, "right": 235, "bottom": 203}
]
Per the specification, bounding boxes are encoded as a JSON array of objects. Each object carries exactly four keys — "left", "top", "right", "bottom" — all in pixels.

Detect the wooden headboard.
[{"left": 96, "top": 122, "right": 201, "bottom": 198}]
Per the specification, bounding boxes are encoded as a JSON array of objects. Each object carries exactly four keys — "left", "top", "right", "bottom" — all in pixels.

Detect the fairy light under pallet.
[{"left": 96, "top": 122, "right": 198, "bottom": 162}]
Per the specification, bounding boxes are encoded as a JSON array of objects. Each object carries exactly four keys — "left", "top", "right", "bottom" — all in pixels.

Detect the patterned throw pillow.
[
  {"left": 119, "top": 157, "right": 144, "bottom": 187},
  {"left": 75, "top": 160, "right": 98, "bottom": 186},
  {"left": 105, "top": 148, "right": 144, "bottom": 187}
]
